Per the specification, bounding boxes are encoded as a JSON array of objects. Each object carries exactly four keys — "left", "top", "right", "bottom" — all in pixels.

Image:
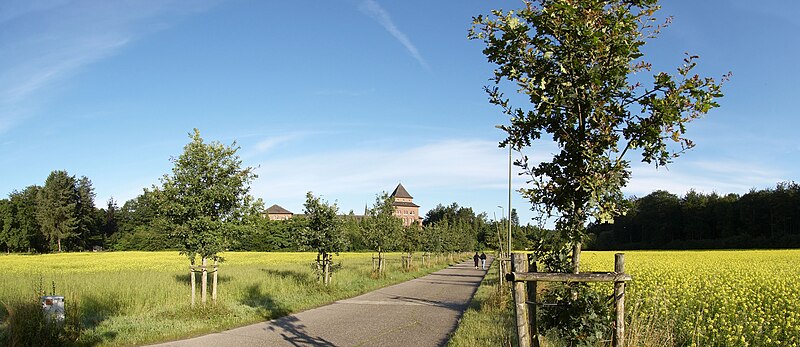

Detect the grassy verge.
[
  {"left": 0, "top": 251, "right": 466, "bottom": 346},
  {"left": 447, "top": 259, "right": 515, "bottom": 347}
]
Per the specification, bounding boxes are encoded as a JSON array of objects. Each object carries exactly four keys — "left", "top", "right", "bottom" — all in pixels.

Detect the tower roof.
[
  {"left": 266, "top": 204, "right": 293, "bottom": 214},
  {"left": 390, "top": 183, "right": 413, "bottom": 199}
]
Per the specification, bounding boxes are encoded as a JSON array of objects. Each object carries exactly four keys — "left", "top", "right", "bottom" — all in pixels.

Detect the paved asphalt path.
[{"left": 149, "top": 257, "right": 491, "bottom": 347}]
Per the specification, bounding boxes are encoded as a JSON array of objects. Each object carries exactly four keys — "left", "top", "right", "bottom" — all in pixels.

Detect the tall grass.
[
  {"left": 0, "top": 251, "right": 462, "bottom": 346},
  {"left": 447, "top": 260, "right": 515, "bottom": 347}
]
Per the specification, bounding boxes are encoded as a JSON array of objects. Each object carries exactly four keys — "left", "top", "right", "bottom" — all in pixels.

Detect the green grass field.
[
  {"left": 450, "top": 250, "right": 800, "bottom": 347},
  {"left": 0, "top": 251, "right": 463, "bottom": 346}
]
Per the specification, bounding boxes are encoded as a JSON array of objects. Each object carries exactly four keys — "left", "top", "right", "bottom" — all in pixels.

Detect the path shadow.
[
  {"left": 73, "top": 294, "right": 121, "bottom": 346},
  {"left": 240, "top": 284, "right": 291, "bottom": 320},
  {"left": 80, "top": 295, "right": 122, "bottom": 330},
  {"left": 261, "top": 269, "right": 315, "bottom": 283},
  {"left": 386, "top": 295, "right": 466, "bottom": 312},
  {"left": 427, "top": 273, "right": 485, "bottom": 279},
  {"left": 416, "top": 279, "right": 482, "bottom": 286},
  {"left": 266, "top": 315, "right": 337, "bottom": 347}
]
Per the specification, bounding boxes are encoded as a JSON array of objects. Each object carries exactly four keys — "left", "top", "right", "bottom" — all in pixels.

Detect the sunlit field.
[
  {"left": 0, "top": 251, "right": 462, "bottom": 346},
  {"left": 450, "top": 250, "right": 800, "bottom": 347},
  {"left": 584, "top": 250, "right": 800, "bottom": 346}
]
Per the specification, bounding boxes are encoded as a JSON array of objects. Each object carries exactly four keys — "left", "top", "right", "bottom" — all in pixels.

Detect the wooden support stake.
[
  {"left": 212, "top": 260, "right": 218, "bottom": 304},
  {"left": 190, "top": 266, "right": 195, "bottom": 307},
  {"left": 613, "top": 253, "right": 625, "bottom": 347},
  {"left": 201, "top": 257, "right": 207, "bottom": 305},
  {"left": 323, "top": 254, "right": 331, "bottom": 285},
  {"left": 497, "top": 255, "right": 504, "bottom": 290},
  {"left": 527, "top": 254, "right": 540, "bottom": 347},
  {"left": 511, "top": 253, "right": 531, "bottom": 347}
]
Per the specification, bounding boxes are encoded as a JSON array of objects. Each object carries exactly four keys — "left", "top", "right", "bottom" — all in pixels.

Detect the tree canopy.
[
  {"left": 361, "top": 192, "right": 402, "bottom": 255},
  {"left": 470, "top": 0, "right": 727, "bottom": 269},
  {"left": 300, "top": 192, "right": 348, "bottom": 256},
  {"left": 152, "top": 129, "right": 258, "bottom": 264},
  {"left": 36, "top": 171, "right": 80, "bottom": 252}
]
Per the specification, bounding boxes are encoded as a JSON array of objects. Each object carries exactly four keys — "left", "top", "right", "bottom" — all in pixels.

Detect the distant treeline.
[
  {"left": 588, "top": 182, "right": 800, "bottom": 250},
  {"left": 0, "top": 170, "right": 527, "bottom": 254}
]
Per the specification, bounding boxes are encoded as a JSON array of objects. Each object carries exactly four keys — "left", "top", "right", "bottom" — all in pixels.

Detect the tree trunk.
[
  {"left": 378, "top": 248, "right": 384, "bottom": 273},
  {"left": 57, "top": 238, "right": 62, "bottom": 252},
  {"left": 571, "top": 242, "right": 581, "bottom": 301},
  {"left": 324, "top": 253, "right": 331, "bottom": 285}
]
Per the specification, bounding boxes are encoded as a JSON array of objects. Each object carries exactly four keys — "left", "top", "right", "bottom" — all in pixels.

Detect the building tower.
[{"left": 390, "top": 183, "right": 422, "bottom": 226}]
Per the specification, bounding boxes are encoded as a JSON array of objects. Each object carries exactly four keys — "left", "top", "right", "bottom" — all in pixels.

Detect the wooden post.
[
  {"left": 212, "top": 260, "right": 218, "bottom": 304},
  {"left": 527, "top": 254, "right": 540, "bottom": 347},
  {"left": 613, "top": 253, "right": 625, "bottom": 347},
  {"left": 498, "top": 257, "right": 504, "bottom": 290},
  {"left": 201, "top": 257, "right": 207, "bottom": 305},
  {"left": 323, "top": 255, "right": 328, "bottom": 285},
  {"left": 324, "top": 253, "right": 331, "bottom": 285},
  {"left": 190, "top": 266, "right": 196, "bottom": 307},
  {"left": 511, "top": 253, "right": 531, "bottom": 347},
  {"left": 571, "top": 243, "right": 581, "bottom": 301},
  {"left": 328, "top": 254, "right": 333, "bottom": 284}
]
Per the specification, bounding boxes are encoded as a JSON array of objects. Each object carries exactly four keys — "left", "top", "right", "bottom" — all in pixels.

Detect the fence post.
[
  {"left": 511, "top": 253, "right": 531, "bottom": 347},
  {"left": 527, "top": 254, "right": 540, "bottom": 347},
  {"left": 613, "top": 253, "right": 625, "bottom": 347},
  {"left": 497, "top": 256, "right": 503, "bottom": 290}
]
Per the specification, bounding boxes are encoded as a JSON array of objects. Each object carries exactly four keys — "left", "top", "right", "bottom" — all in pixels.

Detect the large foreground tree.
[
  {"left": 470, "top": 0, "right": 727, "bottom": 271},
  {"left": 153, "top": 129, "right": 258, "bottom": 266}
]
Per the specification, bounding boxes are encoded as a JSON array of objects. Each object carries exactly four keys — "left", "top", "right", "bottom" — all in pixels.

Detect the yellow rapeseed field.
[
  {"left": 0, "top": 251, "right": 457, "bottom": 346},
  {"left": 582, "top": 250, "right": 800, "bottom": 346}
]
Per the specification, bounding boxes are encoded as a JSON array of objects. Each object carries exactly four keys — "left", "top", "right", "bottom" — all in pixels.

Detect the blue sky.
[{"left": 1, "top": 0, "right": 798, "bottom": 225}]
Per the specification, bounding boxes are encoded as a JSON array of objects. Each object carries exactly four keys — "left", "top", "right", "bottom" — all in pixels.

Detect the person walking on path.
[
  {"left": 479, "top": 252, "right": 487, "bottom": 270},
  {"left": 473, "top": 252, "right": 479, "bottom": 269}
]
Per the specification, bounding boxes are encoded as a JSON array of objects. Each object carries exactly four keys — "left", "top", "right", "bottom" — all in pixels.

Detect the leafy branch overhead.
[{"left": 469, "top": 0, "right": 728, "bottom": 239}]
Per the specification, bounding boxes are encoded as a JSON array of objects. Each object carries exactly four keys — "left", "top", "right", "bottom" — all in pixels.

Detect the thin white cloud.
[
  {"left": 358, "top": 0, "right": 430, "bottom": 70},
  {"left": 253, "top": 133, "right": 305, "bottom": 154},
  {"left": 0, "top": 1, "right": 218, "bottom": 134},
  {"left": 625, "top": 159, "right": 786, "bottom": 197},
  {"left": 250, "top": 139, "right": 535, "bottom": 208},
  {"left": 0, "top": 0, "right": 70, "bottom": 24}
]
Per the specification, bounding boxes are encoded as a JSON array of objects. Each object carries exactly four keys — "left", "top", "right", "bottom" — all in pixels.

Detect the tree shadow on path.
[{"left": 266, "top": 315, "right": 337, "bottom": 347}]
